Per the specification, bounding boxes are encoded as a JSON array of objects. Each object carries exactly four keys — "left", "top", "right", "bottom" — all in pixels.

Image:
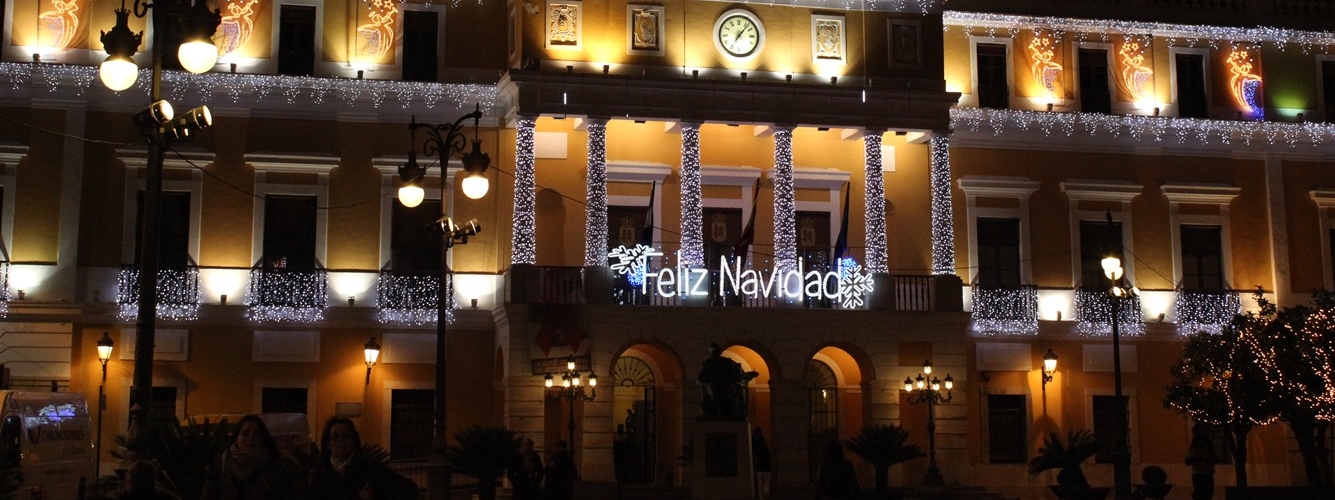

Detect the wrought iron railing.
[
  {"left": 539, "top": 266, "right": 585, "bottom": 305},
  {"left": 1073, "top": 286, "right": 1145, "bottom": 336},
  {"left": 116, "top": 262, "right": 202, "bottom": 321},
  {"left": 893, "top": 275, "right": 934, "bottom": 312},
  {"left": 1175, "top": 287, "right": 1241, "bottom": 335},
  {"left": 376, "top": 266, "right": 452, "bottom": 325},
  {"left": 970, "top": 283, "right": 1039, "bottom": 335},
  {"left": 245, "top": 261, "right": 328, "bottom": 322}
]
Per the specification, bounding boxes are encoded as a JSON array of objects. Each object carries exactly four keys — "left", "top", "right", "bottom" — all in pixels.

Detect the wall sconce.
[
  {"left": 16, "top": 290, "right": 24, "bottom": 300},
  {"left": 348, "top": 296, "right": 356, "bottom": 307},
  {"left": 220, "top": 294, "right": 228, "bottom": 306},
  {"left": 1042, "top": 349, "right": 1058, "bottom": 387},
  {"left": 363, "top": 337, "right": 381, "bottom": 384}
]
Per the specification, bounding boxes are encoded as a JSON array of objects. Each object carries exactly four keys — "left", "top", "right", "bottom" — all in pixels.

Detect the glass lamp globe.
[
  {"left": 398, "top": 184, "right": 425, "bottom": 208},
  {"left": 461, "top": 174, "right": 489, "bottom": 200},
  {"left": 177, "top": 41, "right": 218, "bottom": 74},
  {"left": 100, "top": 57, "right": 139, "bottom": 91}
]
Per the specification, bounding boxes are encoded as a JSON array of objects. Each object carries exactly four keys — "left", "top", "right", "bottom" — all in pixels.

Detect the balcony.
[
  {"left": 1073, "top": 286, "right": 1145, "bottom": 336},
  {"left": 245, "top": 261, "right": 328, "bottom": 322},
  {"left": 970, "top": 283, "right": 1039, "bottom": 335},
  {"left": 377, "top": 267, "right": 453, "bottom": 325},
  {"left": 116, "top": 263, "right": 201, "bottom": 321},
  {"left": 1175, "top": 287, "right": 1241, "bottom": 335}
]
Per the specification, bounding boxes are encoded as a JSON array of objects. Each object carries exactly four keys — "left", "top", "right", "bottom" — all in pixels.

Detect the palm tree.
[
  {"left": 1028, "top": 429, "right": 1102, "bottom": 489},
  {"left": 444, "top": 425, "right": 521, "bottom": 500},
  {"left": 844, "top": 423, "right": 925, "bottom": 495}
]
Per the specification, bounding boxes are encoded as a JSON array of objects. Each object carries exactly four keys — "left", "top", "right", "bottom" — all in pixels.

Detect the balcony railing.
[
  {"left": 116, "top": 263, "right": 202, "bottom": 321},
  {"left": 245, "top": 262, "right": 328, "bottom": 322},
  {"left": 970, "top": 283, "right": 1039, "bottom": 335},
  {"left": 1073, "top": 286, "right": 1145, "bottom": 336},
  {"left": 893, "top": 275, "right": 934, "bottom": 312},
  {"left": 539, "top": 267, "right": 586, "bottom": 305},
  {"left": 376, "top": 268, "right": 452, "bottom": 325},
  {"left": 1175, "top": 287, "right": 1241, "bottom": 335}
]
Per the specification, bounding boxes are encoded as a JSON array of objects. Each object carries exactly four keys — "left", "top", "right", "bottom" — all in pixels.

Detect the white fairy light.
[
  {"left": 863, "top": 133, "right": 887, "bottom": 274},
  {"left": 375, "top": 273, "right": 456, "bottom": 326},
  {"left": 970, "top": 285, "right": 1039, "bottom": 335},
  {"left": 943, "top": 11, "right": 1335, "bottom": 50},
  {"left": 679, "top": 124, "right": 704, "bottom": 268},
  {"left": 1175, "top": 289, "right": 1241, "bottom": 336},
  {"left": 585, "top": 120, "right": 608, "bottom": 267},
  {"left": 952, "top": 108, "right": 1335, "bottom": 147},
  {"left": 512, "top": 118, "right": 537, "bottom": 265},
  {"left": 929, "top": 136, "right": 955, "bottom": 275},
  {"left": 244, "top": 269, "right": 328, "bottom": 323},
  {"left": 116, "top": 267, "right": 201, "bottom": 321},
  {"left": 772, "top": 129, "right": 797, "bottom": 274},
  {"left": 1074, "top": 288, "right": 1145, "bottom": 336}
]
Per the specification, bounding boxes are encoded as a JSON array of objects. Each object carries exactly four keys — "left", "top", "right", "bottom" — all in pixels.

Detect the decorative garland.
[
  {"left": 584, "top": 120, "right": 608, "bottom": 267},
  {"left": 680, "top": 124, "right": 704, "bottom": 268},
  {"left": 116, "top": 267, "right": 201, "bottom": 321},
  {"left": 863, "top": 134, "right": 888, "bottom": 274},
  {"left": 512, "top": 118, "right": 537, "bottom": 265},
  {"left": 943, "top": 11, "right": 1335, "bottom": 51},
  {"left": 952, "top": 108, "right": 1335, "bottom": 147},
  {"left": 970, "top": 284, "right": 1039, "bottom": 335},
  {"left": 929, "top": 136, "right": 954, "bottom": 275},
  {"left": 772, "top": 129, "right": 797, "bottom": 274}
]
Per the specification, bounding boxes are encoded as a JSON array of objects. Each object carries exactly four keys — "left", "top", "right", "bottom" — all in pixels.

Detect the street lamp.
[
  {"left": 1103, "top": 211, "right": 1137, "bottom": 500},
  {"left": 94, "top": 332, "right": 114, "bottom": 482},
  {"left": 544, "top": 355, "right": 598, "bottom": 447},
  {"left": 99, "top": 0, "right": 220, "bottom": 457},
  {"left": 903, "top": 359, "right": 952, "bottom": 487},
  {"left": 397, "top": 106, "right": 491, "bottom": 500},
  {"left": 1042, "top": 349, "right": 1058, "bottom": 388},
  {"left": 363, "top": 337, "right": 381, "bottom": 384}
]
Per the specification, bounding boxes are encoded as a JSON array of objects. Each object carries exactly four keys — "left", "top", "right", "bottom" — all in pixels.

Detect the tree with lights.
[
  {"left": 1263, "top": 291, "right": 1334, "bottom": 487},
  {"left": 1164, "top": 290, "right": 1281, "bottom": 487}
]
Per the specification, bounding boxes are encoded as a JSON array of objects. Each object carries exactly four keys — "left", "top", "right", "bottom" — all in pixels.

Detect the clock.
[{"left": 714, "top": 10, "right": 764, "bottom": 59}]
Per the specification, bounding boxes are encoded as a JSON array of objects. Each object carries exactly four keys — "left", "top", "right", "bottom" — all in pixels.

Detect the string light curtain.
[
  {"left": 929, "top": 136, "right": 955, "bottom": 275},
  {"left": 584, "top": 119, "right": 608, "bottom": 266},
  {"left": 512, "top": 117, "right": 537, "bottom": 265},
  {"left": 863, "top": 132, "right": 888, "bottom": 274},
  {"left": 679, "top": 124, "right": 704, "bottom": 268},
  {"left": 772, "top": 128, "right": 797, "bottom": 274}
]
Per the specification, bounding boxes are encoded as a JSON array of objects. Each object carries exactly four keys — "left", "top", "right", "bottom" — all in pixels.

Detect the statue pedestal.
[{"left": 685, "top": 420, "right": 754, "bottom": 500}]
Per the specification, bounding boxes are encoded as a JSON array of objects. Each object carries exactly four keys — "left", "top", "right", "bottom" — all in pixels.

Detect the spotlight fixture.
[
  {"left": 166, "top": 105, "right": 212, "bottom": 140},
  {"left": 132, "top": 101, "right": 174, "bottom": 130}
]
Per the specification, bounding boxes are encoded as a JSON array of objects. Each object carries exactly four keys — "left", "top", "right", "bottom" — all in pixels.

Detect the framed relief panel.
[
  {"left": 547, "top": 1, "right": 582, "bottom": 51},
  {"left": 627, "top": 4, "right": 665, "bottom": 56},
  {"left": 811, "top": 15, "right": 846, "bottom": 64},
  {"left": 888, "top": 19, "right": 922, "bottom": 68}
]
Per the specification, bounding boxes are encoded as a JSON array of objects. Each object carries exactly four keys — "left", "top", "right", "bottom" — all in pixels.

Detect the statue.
[{"left": 697, "top": 343, "right": 759, "bottom": 420}]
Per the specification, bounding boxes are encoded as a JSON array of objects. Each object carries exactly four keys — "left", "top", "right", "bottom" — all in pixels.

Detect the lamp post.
[
  {"left": 544, "top": 355, "right": 598, "bottom": 446},
  {"left": 1102, "top": 211, "right": 1137, "bottom": 500},
  {"left": 99, "top": 0, "right": 219, "bottom": 455},
  {"left": 396, "top": 105, "right": 491, "bottom": 500},
  {"left": 903, "top": 359, "right": 953, "bottom": 487},
  {"left": 1041, "top": 348, "right": 1058, "bottom": 391},
  {"left": 94, "top": 332, "right": 114, "bottom": 482},
  {"left": 363, "top": 337, "right": 381, "bottom": 384}
]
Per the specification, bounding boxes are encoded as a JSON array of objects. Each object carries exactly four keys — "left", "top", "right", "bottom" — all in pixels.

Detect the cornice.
[
  {"left": 700, "top": 165, "right": 762, "bottom": 186},
  {"left": 1061, "top": 179, "right": 1143, "bottom": 203},
  {"left": 607, "top": 161, "right": 672, "bottom": 183},
  {"left": 958, "top": 175, "right": 1041, "bottom": 199},
  {"left": 1161, "top": 183, "right": 1241, "bottom": 205}
]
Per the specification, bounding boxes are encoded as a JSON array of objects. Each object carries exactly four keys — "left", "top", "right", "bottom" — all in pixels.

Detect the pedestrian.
[
  {"left": 543, "top": 440, "right": 577, "bottom": 500},
  {"left": 1186, "top": 423, "right": 1220, "bottom": 500},
  {"left": 816, "top": 441, "right": 859, "bottom": 500},
  {"left": 308, "top": 416, "right": 418, "bottom": 500},
  {"left": 202, "top": 415, "right": 298, "bottom": 500},
  {"left": 751, "top": 428, "right": 772, "bottom": 500},
  {"left": 508, "top": 438, "right": 544, "bottom": 500}
]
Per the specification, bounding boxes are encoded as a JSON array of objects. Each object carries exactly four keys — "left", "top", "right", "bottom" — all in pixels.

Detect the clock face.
[{"left": 717, "top": 14, "right": 760, "bottom": 57}]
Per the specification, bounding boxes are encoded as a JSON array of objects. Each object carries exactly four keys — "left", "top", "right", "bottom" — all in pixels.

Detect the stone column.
[
  {"left": 929, "top": 135, "right": 955, "bottom": 275},
  {"left": 512, "top": 116, "right": 538, "bottom": 265},
  {"left": 584, "top": 118, "right": 609, "bottom": 266},
  {"left": 679, "top": 123, "right": 704, "bottom": 268},
  {"left": 772, "top": 128, "right": 797, "bottom": 276},
  {"left": 863, "top": 131, "right": 888, "bottom": 274}
]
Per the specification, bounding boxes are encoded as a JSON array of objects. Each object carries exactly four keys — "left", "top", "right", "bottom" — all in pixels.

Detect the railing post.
[{"left": 931, "top": 275, "right": 964, "bottom": 312}]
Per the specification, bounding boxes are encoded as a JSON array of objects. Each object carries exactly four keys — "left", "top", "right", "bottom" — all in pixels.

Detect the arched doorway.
[
  {"left": 806, "top": 359, "right": 839, "bottom": 482},
  {"left": 612, "top": 356, "right": 655, "bottom": 484}
]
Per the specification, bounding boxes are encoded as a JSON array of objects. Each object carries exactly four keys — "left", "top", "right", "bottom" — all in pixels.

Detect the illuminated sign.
[
  {"left": 1119, "top": 40, "right": 1153, "bottom": 102},
  {"left": 608, "top": 244, "right": 874, "bottom": 308},
  {"left": 1028, "top": 34, "right": 1062, "bottom": 96},
  {"left": 1228, "top": 49, "right": 1262, "bottom": 117}
]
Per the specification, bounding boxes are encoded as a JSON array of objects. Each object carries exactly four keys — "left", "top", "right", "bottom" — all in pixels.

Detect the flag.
[
  {"left": 833, "top": 182, "right": 850, "bottom": 265},
  {"left": 734, "top": 179, "right": 762, "bottom": 267},
  {"left": 639, "top": 181, "right": 656, "bottom": 247}
]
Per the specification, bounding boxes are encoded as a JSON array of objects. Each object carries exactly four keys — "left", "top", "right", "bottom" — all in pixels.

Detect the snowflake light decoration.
[
  {"left": 608, "top": 244, "right": 663, "bottom": 288},
  {"left": 837, "top": 259, "right": 874, "bottom": 309}
]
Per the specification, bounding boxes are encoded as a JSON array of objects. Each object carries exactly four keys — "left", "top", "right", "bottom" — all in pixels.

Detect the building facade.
[{"left": 1, "top": 0, "right": 1334, "bottom": 498}]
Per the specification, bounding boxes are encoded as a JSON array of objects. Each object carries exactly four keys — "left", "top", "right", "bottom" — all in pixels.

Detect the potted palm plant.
[
  {"left": 1028, "top": 429, "right": 1109, "bottom": 500},
  {"left": 444, "top": 425, "right": 522, "bottom": 500},
  {"left": 844, "top": 423, "right": 925, "bottom": 500}
]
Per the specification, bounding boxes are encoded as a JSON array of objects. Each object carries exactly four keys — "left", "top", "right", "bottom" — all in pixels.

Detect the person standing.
[
  {"left": 751, "top": 428, "right": 772, "bottom": 500},
  {"left": 1186, "top": 423, "right": 1221, "bottom": 500},
  {"left": 308, "top": 417, "right": 418, "bottom": 500},
  {"left": 544, "top": 440, "right": 578, "bottom": 500},
  {"left": 816, "top": 441, "right": 859, "bottom": 500},
  {"left": 508, "top": 438, "right": 544, "bottom": 500},
  {"left": 202, "top": 415, "right": 298, "bottom": 500}
]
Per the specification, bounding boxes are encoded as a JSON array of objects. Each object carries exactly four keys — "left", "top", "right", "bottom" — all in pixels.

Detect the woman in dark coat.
[
  {"left": 308, "top": 417, "right": 417, "bottom": 500},
  {"left": 816, "top": 441, "right": 859, "bottom": 500},
  {"left": 202, "top": 415, "right": 297, "bottom": 500}
]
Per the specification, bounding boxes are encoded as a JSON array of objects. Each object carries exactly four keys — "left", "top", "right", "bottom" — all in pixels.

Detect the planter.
[{"left": 1049, "top": 486, "right": 1112, "bottom": 500}]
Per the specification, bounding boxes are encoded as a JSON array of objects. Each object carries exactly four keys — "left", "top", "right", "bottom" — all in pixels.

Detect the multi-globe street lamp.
[
  {"left": 396, "top": 106, "right": 491, "bottom": 500},
  {"left": 904, "top": 359, "right": 953, "bottom": 487},
  {"left": 1102, "top": 212, "right": 1138, "bottom": 500},
  {"left": 99, "top": 0, "right": 219, "bottom": 455},
  {"left": 544, "top": 355, "right": 598, "bottom": 447}
]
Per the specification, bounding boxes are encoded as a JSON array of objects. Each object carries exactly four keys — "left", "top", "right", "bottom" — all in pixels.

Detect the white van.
[{"left": 0, "top": 391, "right": 93, "bottom": 500}]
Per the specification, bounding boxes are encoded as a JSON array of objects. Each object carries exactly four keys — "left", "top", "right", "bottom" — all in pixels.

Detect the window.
[
  {"left": 796, "top": 211, "right": 832, "bottom": 269},
  {"left": 977, "top": 43, "right": 1009, "bottom": 109},
  {"left": 134, "top": 191, "right": 191, "bottom": 270},
  {"left": 402, "top": 11, "right": 439, "bottom": 82},
  {"left": 1080, "top": 220, "right": 1122, "bottom": 287},
  {"left": 261, "top": 388, "right": 309, "bottom": 414},
  {"left": 391, "top": 200, "right": 443, "bottom": 275},
  {"left": 1079, "top": 49, "right": 1112, "bottom": 114},
  {"left": 1324, "top": 61, "right": 1335, "bottom": 123},
  {"left": 278, "top": 5, "right": 316, "bottom": 76},
  {"left": 262, "top": 195, "right": 317, "bottom": 271},
  {"left": 702, "top": 208, "right": 742, "bottom": 267},
  {"left": 1180, "top": 225, "right": 1223, "bottom": 290},
  {"left": 976, "top": 218, "right": 1021, "bottom": 286},
  {"left": 390, "top": 389, "right": 434, "bottom": 460},
  {"left": 1176, "top": 53, "right": 1208, "bottom": 118},
  {"left": 149, "top": 386, "right": 178, "bottom": 420},
  {"left": 987, "top": 395, "right": 1027, "bottom": 463},
  {"left": 1092, "top": 395, "right": 1129, "bottom": 464},
  {"left": 806, "top": 360, "right": 838, "bottom": 482}
]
